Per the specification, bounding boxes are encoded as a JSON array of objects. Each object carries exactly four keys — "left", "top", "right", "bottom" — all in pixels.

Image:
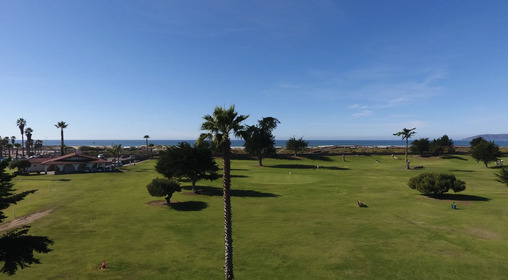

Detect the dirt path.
[{"left": 0, "top": 209, "right": 53, "bottom": 232}]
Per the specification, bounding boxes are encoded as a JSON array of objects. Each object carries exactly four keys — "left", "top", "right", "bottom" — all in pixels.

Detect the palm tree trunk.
[
  {"left": 405, "top": 139, "right": 409, "bottom": 169},
  {"left": 21, "top": 135, "right": 25, "bottom": 157},
  {"left": 146, "top": 139, "right": 149, "bottom": 158},
  {"left": 191, "top": 180, "right": 197, "bottom": 193},
  {"left": 60, "top": 129, "right": 65, "bottom": 156},
  {"left": 222, "top": 139, "right": 234, "bottom": 280}
]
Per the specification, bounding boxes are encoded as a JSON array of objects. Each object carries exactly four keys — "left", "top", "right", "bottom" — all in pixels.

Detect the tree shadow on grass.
[
  {"left": 231, "top": 174, "right": 249, "bottom": 178},
  {"left": 170, "top": 201, "right": 208, "bottom": 211},
  {"left": 300, "top": 155, "right": 333, "bottom": 161},
  {"left": 274, "top": 156, "right": 302, "bottom": 161},
  {"left": 422, "top": 193, "right": 490, "bottom": 201},
  {"left": 183, "top": 186, "right": 279, "bottom": 198},
  {"left": 491, "top": 165, "right": 506, "bottom": 169},
  {"left": 441, "top": 155, "right": 468, "bottom": 161},
  {"left": 267, "top": 164, "right": 349, "bottom": 170},
  {"left": 449, "top": 169, "right": 474, "bottom": 173}
]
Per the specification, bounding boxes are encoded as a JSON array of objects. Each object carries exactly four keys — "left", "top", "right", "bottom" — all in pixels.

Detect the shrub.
[
  {"left": 496, "top": 168, "right": 508, "bottom": 187},
  {"left": 8, "top": 159, "right": 31, "bottom": 174},
  {"left": 146, "top": 178, "right": 181, "bottom": 205},
  {"left": 408, "top": 172, "right": 466, "bottom": 196}
]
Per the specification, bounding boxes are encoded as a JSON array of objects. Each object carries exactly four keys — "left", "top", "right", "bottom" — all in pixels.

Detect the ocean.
[{"left": 28, "top": 139, "right": 508, "bottom": 148}]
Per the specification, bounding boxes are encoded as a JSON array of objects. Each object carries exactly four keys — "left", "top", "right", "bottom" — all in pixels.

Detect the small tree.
[
  {"left": 286, "top": 136, "right": 308, "bottom": 156},
  {"left": 410, "top": 138, "right": 430, "bottom": 156},
  {"left": 156, "top": 142, "right": 219, "bottom": 193},
  {"left": 430, "top": 134, "right": 455, "bottom": 156},
  {"left": 495, "top": 168, "right": 508, "bottom": 187},
  {"left": 146, "top": 178, "right": 181, "bottom": 205},
  {"left": 243, "top": 117, "right": 280, "bottom": 166},
  {"left": 470, "top": 137, "right": 501, "bottom": 167},
  {"left": 408, "top": 172, "right": 466, "bottom": 196},
  {"left": 0, "top": 160, "right": 53, "bottom": 275}
]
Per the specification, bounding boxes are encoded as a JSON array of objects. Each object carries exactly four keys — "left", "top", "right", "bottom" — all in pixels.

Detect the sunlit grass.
[{"left": 3, "top": 154, "right": 508, "bottom": 279}]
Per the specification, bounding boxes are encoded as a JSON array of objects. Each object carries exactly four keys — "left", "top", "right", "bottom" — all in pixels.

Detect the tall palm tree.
[
  {"left": 24, "top": 127, "right": 33, "bottom": 156},
  {"left": 394, "top": 127, "right": 416, "bottom": 169},
  {"left": 16, "top": 118, "right": 26, "bottom": 157},
  {"left": 55, "top": 121, "right": 68, "bottom": 156},
  {"left": 199, "top": 105, "right": 248, "bottom": 280},
  {"left": 143, "top": 135, "right": 150, "bottom": 158}
]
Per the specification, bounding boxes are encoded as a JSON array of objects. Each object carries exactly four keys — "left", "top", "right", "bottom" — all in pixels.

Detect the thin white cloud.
[{"left": 351, "top": 110, "right": 373, "bottom": 117}]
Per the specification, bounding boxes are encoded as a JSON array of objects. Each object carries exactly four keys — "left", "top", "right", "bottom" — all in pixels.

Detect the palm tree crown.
[{"left": 199, "top": 105, "right": 249, "bottom": 151}]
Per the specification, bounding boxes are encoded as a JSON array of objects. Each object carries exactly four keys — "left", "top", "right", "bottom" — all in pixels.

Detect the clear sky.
[{"left": 1, "top": 0, "right": 507, "bottom": 141}]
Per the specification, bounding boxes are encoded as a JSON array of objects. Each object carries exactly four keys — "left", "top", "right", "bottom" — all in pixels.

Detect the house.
[
  {"left": 27, "top": 158, "right": 47, "bottom": 174},
  {"left": 36, "top": 152, "right": 112, "bottom": 174}
]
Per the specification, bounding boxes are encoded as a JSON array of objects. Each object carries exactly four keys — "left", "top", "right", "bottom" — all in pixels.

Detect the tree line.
[{"left": 0, "top": 118, "right": 69, "bottom": 159}]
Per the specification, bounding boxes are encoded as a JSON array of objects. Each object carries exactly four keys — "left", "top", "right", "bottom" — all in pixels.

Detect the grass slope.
[{"left": 3, "top": 154, "right": 508, "bottom": 279}]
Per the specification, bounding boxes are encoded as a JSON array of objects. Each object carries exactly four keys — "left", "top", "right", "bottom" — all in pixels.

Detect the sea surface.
[{"left": 32, "top": 139, "right": 508, "bottom": 148}]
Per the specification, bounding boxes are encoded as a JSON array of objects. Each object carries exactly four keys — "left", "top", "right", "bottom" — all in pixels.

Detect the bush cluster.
[{"left": 408, "top": 172, "right": 466, "bottom": 196}]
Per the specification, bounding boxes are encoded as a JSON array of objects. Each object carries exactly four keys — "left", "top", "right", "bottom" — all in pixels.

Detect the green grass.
[{"left": 3, "top": 154, "right": 508, "bottom": 279}]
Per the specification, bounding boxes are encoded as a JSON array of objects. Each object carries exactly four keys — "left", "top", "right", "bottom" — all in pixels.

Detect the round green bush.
[{"left": 408, "top": 172, "right": 466, "bottom": 195}]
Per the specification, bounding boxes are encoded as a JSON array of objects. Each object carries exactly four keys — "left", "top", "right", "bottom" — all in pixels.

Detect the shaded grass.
[{"left": 2, "top": 154, "right": 508, "bottom": 279}]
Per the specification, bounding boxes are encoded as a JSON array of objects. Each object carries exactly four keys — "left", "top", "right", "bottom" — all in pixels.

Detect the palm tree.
[
  {"left": 14, "top": 143, "right": 21, "bottom": 159},
  {"left": 16, "top": 118, "right": 26, "bottom": 157},
  {"left": 148, "top": 143, "right": 155, "bottom": 158},
  {"left": 24, "top": 127, "right": 33, "bottom": 156},
  {"left": 111, "top": 144, "right": 122, "bottom": 164},
  {"left": 9, "top": 136, "right": 16, "bottom": 158},
  {"left": 0, "top": 137, "right": 8, "bottom": 157},
  {"left": 34, "top": 140, "right": 43, "bottom": 155},
  {"left": 6, "top": 143, "right": 13, "bottom": 158},
  {"left": 143, "top": 135, "right": 150, "bottom": 158},
  {"left": 394, "top": 127, "right": 416, "bottom": 169},
  {"left": 55, "top": 121, "right": 68, "bottom": 156},
  {"left": 199, "top": 105, "right": 248, "bottom": 280}
]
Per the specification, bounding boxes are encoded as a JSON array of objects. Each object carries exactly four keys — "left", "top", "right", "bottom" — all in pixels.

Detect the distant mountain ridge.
[{"left": 463, "top": 134, "right": 508, "bottom": 141}]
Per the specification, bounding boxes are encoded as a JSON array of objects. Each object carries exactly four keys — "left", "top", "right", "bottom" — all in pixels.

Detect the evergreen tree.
[{"left": 0, "top": 160, "right": 53, "bottom": 275}]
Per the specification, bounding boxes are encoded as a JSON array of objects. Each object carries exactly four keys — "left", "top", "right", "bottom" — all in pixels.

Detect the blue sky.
[{"left": 1, "top": 0, "right": 507, "bottom": 141}]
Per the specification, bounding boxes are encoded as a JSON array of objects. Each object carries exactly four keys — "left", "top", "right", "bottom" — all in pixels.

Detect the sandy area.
[{"left": 0, "top": 209, "right": 53, "bottom": 232}]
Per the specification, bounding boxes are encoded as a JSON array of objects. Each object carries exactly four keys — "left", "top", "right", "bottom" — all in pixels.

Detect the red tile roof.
[{"left": 41, "top": 152, "right": 108, "bottom": 165}]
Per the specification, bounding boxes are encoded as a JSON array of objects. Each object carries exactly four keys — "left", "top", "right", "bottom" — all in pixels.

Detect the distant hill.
[{"left": 463, "top": 134, "right": 508, "bottom": 141}]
